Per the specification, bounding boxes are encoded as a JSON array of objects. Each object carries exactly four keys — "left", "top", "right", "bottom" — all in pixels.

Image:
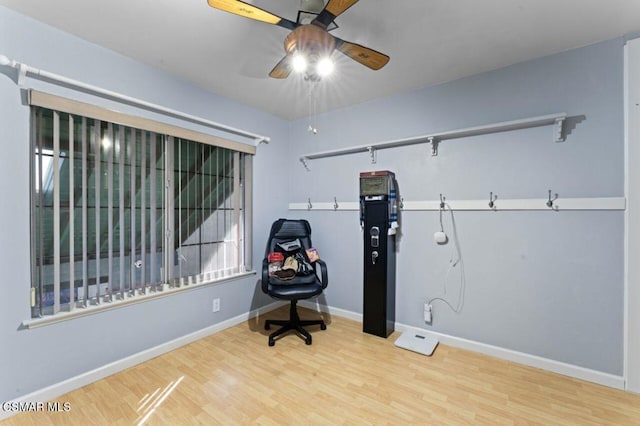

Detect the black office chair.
[{"left": 261, "top": 219, "right": 328, "bottom": 346}]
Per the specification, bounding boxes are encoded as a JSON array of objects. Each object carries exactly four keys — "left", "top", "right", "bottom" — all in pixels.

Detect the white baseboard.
[
  {"left": 299, "top": 300, "right": 625, "bottom": 390},
  {"left": 299, "top": 299, "right": 362, "bottom": 322},
  {"left": 0, "top": 301, "right": 283, "bottom": 421},
  {"left": 3, "top": 299, "right": 626, "bottom": 421}
]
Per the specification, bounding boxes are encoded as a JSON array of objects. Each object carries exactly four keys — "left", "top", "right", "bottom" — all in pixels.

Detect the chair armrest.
[
  {"left": 315, "top": 259, "right": 328, "bottom": 288},
  {"left": 261, "top": 259, "right": 270, "bottom": 293}
]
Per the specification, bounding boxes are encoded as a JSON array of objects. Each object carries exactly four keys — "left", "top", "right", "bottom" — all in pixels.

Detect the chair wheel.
[
  {"left": 268, "top": 339, "right": 275, "bottom": 347},
  {"left": 320, "top": 323, "right": 326, "bottom": 330},
  {"left": 305, "top": 336, "right": 312, "bottom": 345}
]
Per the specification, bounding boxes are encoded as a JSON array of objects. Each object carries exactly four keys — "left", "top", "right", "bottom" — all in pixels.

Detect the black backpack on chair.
[{"left": 261, "top": 219, "right": 328, "bottom": 346}]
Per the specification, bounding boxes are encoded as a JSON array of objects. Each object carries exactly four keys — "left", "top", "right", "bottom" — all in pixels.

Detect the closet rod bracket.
[
  {"left": 367, "top": 146, "right": 377, "bottom": 164},
  {"left": 428, "top": 137, "right": 439, "bottom": 156},
  {"left": 300, "top": 157, "right": 310, "bottom": 171},
  {"left": 17, "top": 63, "right": 27, "bottom": 88},
  {"left": 554, "top": 117, "right": 566, "bottom": 142}
]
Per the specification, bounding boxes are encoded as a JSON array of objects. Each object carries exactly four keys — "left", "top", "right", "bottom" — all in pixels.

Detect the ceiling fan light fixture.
[
  {"left": 208, "top": 0, "right": 390, "bottom": 79},
  {"left": 292, "top": 53, "right": 308, "bottom": 73},
  {"left": 316, "top": 56, "right": 334, "bottom": 77}
]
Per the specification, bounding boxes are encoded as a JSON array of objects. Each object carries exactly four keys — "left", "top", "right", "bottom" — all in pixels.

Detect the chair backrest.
[{"left": 265, "top": 219, "right": 313, "bottom": 256}]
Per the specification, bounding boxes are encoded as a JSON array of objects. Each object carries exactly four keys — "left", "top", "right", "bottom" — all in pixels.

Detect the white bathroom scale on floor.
[{"left": 394, "top": 332, "right": 439, "bottom": 356}]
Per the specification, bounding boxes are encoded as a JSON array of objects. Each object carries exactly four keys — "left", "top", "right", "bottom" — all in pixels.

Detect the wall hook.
[
  {"left": 489, "top": 192, "right": 497, "bottom": 209},
  {"left": 399, "top": 197, "right": 404, "bottom": 209},
  {"left": 307, "top": 198, "right": 313, "bottom": 210},
  {"left": 333, "top": 197, "right": 339, "bottom": 211},
  {"left": 546, "top": 190, "right": 558, "bottom": 208},
  {"left": 439, "top": 193, "right": 445, "bottom": 209}
]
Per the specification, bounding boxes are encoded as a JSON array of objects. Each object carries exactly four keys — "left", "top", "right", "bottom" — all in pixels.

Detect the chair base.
[{"left": 265, "top": 300, "right": 326, "bottom": 346}]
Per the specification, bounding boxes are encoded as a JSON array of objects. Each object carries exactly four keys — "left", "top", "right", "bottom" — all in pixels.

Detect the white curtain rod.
[{"left": 0, "top": 54, "right": 270, "bottom": 145}]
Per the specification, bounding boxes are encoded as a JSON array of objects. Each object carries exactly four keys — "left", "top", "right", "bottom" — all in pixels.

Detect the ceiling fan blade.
[
  {"left": 269, "top": 55, "right": 292, "bottom": 79},
  {"left": 324, "top": 0, "right": 359, "bottom": 17},
  {"left": 207, "top": 0, "right": 298, "bottom": 30},
  {"left": 334, "top": 38, "right": 390, "bottom": 70},
  {"left": 311, "top": 0, "right": 358, "bottom": 29}
]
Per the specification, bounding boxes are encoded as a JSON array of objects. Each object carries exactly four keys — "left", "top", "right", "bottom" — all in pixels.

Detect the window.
[
  {"left": 171, "top": 138, "right": 245, "bottom": 283},
  {"left": 29, "top": 91, "right": 254, "bottom": 319}
]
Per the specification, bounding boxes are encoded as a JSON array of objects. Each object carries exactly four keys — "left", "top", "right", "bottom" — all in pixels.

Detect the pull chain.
[{"left": 307, "top": 81, "right": 318, "bottom": 134}]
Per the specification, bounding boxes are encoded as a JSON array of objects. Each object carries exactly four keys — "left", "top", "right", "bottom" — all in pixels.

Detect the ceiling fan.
[{"left": 207, "top": 0, "right": 390, "bottom": 79}]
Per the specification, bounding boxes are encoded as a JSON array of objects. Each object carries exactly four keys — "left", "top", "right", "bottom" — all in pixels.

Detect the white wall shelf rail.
[
  {"left": 299, "top": 112, "right": 568, "bottom": 170},
  {"left": 289, "top": 197, "right": 625, "bottom": 212}
]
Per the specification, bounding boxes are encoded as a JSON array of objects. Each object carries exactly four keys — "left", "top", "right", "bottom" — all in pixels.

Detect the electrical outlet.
[
  {"left": 212, "top": 298, "right": 221, "bottom": 313},
  {"left": 424, "top": 303, "right": 432, "bottom": 323}
]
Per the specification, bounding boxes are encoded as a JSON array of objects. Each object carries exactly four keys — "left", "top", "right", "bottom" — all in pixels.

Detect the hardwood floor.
[{"left": 4, "top": 306, "right": 640, "bottom": 425}]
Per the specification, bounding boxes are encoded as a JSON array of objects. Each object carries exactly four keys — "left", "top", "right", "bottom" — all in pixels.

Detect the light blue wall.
[
  {"left": 0, "top": 6, "right": 289, "bottom": 401},
  {"left": 0, "top": 4, "right": 627, "bottom": 401},
  {"left": 287, "top": 38, "right": 625, "bottom": 375}
]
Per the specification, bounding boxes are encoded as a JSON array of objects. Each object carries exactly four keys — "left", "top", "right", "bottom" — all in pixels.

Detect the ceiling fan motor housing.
[{"left": 284, "top": 24, "right": 336, "bottom": 61}]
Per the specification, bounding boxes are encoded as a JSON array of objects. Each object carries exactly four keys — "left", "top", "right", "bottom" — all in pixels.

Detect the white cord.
[{"left": 427, "top": 203, "right": 466, "bottom": 313}]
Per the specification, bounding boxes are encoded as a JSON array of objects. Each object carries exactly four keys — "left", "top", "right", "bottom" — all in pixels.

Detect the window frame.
[{"left": 25, "top": 90, "right": 255, "bottom": 328}]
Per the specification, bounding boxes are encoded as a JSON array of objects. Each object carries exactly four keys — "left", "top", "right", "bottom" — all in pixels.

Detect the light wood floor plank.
[{"left": 3, "top": 306, "right": 640, "bottom": 425}]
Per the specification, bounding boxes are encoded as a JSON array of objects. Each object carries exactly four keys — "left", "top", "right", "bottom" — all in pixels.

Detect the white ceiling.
[{"left": 1, "top": 0, "right": 639, "bottom": 120}]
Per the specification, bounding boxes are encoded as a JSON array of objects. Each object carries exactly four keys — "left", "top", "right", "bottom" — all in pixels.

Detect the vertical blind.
[{"left": 29, "top": 93, "right": 254, "bottom": 319}]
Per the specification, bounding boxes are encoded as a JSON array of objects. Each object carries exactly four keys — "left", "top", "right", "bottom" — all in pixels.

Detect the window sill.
[{"left": 21, "top": 271, "right": 256, "bottom": 329}]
